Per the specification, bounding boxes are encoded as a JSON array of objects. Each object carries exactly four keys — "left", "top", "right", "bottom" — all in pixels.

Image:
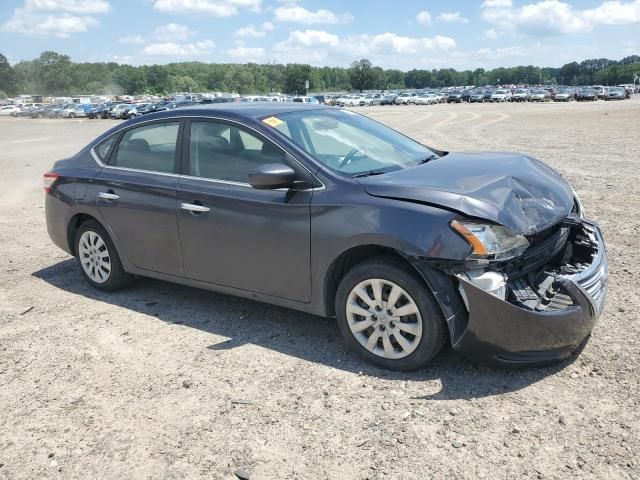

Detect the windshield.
[{"left": 268, "top": 109, "right": 435, "bottom": 176}]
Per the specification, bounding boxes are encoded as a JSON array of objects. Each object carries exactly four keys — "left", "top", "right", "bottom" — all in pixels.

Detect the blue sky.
[{"left": 1, "top": 0, "right": 639, "bottom": 69}]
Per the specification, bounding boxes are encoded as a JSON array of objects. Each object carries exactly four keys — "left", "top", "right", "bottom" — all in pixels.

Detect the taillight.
[{"left": 43, "top": 172, "right": 59, "bottom": 193}]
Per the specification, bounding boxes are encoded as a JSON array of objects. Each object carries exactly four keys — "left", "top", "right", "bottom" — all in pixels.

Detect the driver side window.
[{"left": 188, "top": 121, "right": 286, "bottom": 183}]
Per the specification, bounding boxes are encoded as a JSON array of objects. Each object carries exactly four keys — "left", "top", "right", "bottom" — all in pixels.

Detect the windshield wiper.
[
  {"left": 417, "top": 154, "right": 438, "bottom": 165},
  {"left": 352, "top": 170, "right": 387, "bottom": 178}
]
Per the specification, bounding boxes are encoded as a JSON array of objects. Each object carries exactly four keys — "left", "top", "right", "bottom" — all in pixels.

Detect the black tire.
[
  {"left": 335, "top": 256, "right": 447, "bottom": 370},
  {"left": 74, "top": 220, "right": 133, "bottom": 291}
]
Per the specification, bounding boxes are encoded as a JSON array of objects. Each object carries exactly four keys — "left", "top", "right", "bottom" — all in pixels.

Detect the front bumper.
[{"left": 451, "top": 221, "right": 608, "bottom": 366}]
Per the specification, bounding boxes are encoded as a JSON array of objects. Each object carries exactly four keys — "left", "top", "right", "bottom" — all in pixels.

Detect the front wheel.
[
  {"left": 75, "top": 220, "right": 133, "bottom": 291},
  {"left": 335, "top": 257, "right": 447, "bottom": 370}
]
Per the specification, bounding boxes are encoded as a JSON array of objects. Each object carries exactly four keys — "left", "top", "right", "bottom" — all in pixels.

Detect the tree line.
[{"left": 0, "top": 51, "right": 638, "bottom": 98}]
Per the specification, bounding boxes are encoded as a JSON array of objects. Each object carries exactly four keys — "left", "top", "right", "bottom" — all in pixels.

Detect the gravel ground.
[{"left": 0, "top": 99, "right": 638, "bottom": 480}]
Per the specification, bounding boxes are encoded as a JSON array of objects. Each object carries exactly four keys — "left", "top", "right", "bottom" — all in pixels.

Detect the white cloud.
[
  {"left": 437, "top": 12, "right": 469, "bottom": 24},
  {"left": 262, "top": 21, "right": 275, "bottom": 31},
  {"left": 482, "top": 0, "right": 640, "bottom": 37},
  {"left": 25, "top": 0, "right": 110, "bottom": 13},
  {"left": 269, "top": 29, "right": 456, "bottom": 66},
  {"left": 291, "top": 29, "right": 339, "bottom": 47},
  {"left": 416, "top": 10, "right": 432, "bottom": 25},
  {"left": 345, "top": 33, "right": 456, "bottom": 56},
  {"left": 154, "top": 23, "right": 195, "bottom": 41},
  {"left": 2, "top": 0, "right": 109, "bottom": 37},
  {"left": 143, "top": 40, "right": 215, "bottom": 57},
  {"left": 582, "top": 0, "right": 640, "bottom": 25},
  {"left": 119, "top": 23, "right": 195, "bottom": 45},
  {"left": 482, "top": 0, "right": 512, "bottom": 7},
  {"left": 483, "top": 28, "right": 499, "bottom": 39},
  {"left": 234, "top": 24, "right": 266, "bottom": 38},
  {"left": 119, "top": 35, "right": 146, "bottom": 45},
  {"left": 273, "top": 5, "right": 353, "bottom": 24},
  {"left": 227, "top": 45, "right": 266, "bottom": 62},
  {"left": 153, "top": 0, "right": 261, "bottom": 17}
]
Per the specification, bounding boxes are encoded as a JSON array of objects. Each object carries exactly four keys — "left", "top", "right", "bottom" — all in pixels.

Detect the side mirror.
[{"left": 249, "top": 163, "right": 296, "bottom": 190}]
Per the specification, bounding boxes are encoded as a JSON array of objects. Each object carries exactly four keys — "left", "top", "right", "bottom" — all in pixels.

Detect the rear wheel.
[
  {"left": 74, "top": 220, "right": 132, "bottom": 291},
  {"left": 335, "top": 257, "right": 447, "bottom": 370}
]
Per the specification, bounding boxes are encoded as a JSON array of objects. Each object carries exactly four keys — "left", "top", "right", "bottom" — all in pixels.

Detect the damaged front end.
[{"left": 417, "top": 217, "right": 608, "bottom": 366}]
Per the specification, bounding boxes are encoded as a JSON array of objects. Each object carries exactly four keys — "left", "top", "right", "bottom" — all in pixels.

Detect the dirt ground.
[{"left": 0, "top": 99, "right": 638, "bottom": 480}]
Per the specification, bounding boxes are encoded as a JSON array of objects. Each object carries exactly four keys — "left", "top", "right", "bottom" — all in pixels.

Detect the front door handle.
[
  {"left": 98, "top": 191, "right": 120, "bottom": 201},
  {"left": 181, "top": 202, "right": 210, "bottom": 213}
]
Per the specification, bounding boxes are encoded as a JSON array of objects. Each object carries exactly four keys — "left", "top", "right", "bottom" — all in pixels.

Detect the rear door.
[
  {"left": 176, "top": 119, "right": 313, "bottom": 302},
  {"left": 93, "top": 120, "right": 183, "bottom": 275}
]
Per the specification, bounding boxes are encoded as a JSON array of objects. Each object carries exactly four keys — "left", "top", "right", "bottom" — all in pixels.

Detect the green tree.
[
  {"left": 33, "top": 51, "right": 74, "bottom": 95},
  {"left": 348, "top": 59, "right": 379, "bottom": 92},
  {"left": 284, "top": 63, "right": 312, "bottom": 94},
  {"left": 0, "top": 53, "right": 17, "bottom": 96},
  {"left": 168, "top": 75, "right": 199, "bottom": 92},
  {"left": 225, "top": 66, "right": 255, "bottom": 94}
]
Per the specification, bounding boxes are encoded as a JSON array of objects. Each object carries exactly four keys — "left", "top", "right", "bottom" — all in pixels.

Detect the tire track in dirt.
[{"left": 467, "top": 111, "right": 511, "bottom": 146}]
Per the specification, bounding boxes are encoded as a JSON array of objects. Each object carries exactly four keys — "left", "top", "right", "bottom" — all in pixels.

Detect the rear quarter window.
[{"left": 95, "top": 136, "right": 117, "bottom": 162}]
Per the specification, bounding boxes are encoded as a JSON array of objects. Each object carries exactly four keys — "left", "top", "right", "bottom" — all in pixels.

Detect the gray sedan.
[{"left": 44, "top": 103, "right": 608, "bottom": 369}]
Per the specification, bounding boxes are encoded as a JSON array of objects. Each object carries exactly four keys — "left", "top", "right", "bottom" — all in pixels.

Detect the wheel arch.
[
  {"left": 323, "top": 244, "right": 430, "bottom": 318},
  {"left": 66, "top": 213, "right": 103, "bottom": 255}
]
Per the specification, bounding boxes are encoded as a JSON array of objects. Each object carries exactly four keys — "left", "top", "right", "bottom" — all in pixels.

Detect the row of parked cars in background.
[
  {"left": 0, "top": 99, "right": 203, "bottom": 119},
  {"left": 319, "top": 85, "right": 634, "bottom": 107},
  {"left": 0, "top": 94, "right": 322, "bottom": 120},
  {"left": 1, "top": 84, "right": 634, "bottom": 120}
]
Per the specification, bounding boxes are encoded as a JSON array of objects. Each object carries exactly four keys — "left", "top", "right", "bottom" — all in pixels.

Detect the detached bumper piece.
[{"left": 454, "top": 221, "right": 608, "bottom": 366}]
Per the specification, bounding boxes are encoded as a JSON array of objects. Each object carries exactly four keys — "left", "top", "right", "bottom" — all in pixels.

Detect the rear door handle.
[
  {"left": 98, "top": 192, "right": 120, "bottom": 200},
  {"left": 181, "top": 202, "right": 210, "bottom": 213}
]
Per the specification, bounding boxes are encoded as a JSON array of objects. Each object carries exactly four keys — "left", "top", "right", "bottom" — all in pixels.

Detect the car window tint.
[
  {"left": 113, "top": 122, "right": 179, "bottom": 173},
  {"left": 189, "top": 121, "right": 285, "bottom": 183},
  {"left": 95, "top": 135, "right": 116, "bottom": 161}
]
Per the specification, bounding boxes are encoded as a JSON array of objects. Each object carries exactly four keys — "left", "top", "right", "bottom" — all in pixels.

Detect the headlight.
[
  {"left": 572, "top": 189, "right": 585, "bottom": 219},
  {"left": 451, "top": 221, "right": 530, "bottom": 261}
]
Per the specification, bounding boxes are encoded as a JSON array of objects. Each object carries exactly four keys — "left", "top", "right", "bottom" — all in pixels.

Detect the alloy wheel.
[
  {"left": 78, "top": 230, "right": 111, "bottom": 283},
  {"left": 346, "top": 278, "right": 423, "bottom": 359}
]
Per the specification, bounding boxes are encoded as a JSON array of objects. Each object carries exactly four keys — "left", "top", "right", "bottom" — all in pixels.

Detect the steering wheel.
[{"left": 338, "top": 148, "right": 362, "bottom": 169}]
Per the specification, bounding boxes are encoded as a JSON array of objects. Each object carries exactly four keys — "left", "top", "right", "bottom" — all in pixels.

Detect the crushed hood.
[{"left": 356, "top": 152, "right": 574, "bottom": 235}]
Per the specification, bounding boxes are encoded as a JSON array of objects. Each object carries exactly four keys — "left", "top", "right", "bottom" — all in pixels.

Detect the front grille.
[{"left": 506, "top": 221, "right": 607, "bottom": 315}]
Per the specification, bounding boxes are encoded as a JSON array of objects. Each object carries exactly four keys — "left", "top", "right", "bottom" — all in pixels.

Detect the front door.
[{"left": 177, "top": 119, "right": 312, "bottom": 302}]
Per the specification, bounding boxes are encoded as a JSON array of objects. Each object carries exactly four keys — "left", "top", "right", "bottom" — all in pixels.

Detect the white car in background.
[
  {"left": 0, "top": 105, "right": 21, "bottom": 116},
  {"left": 109, "top": 103, "right": 131, "bottom": 119},
  {"left": 360, "top": 93, "right": 383, "bottom": 106},
  {"left": 60, "top": 104, "right": 89, "bottom": 118},
  {"left": 292, "top": 96, "right": 319, "bottom": 104},
  {"left": 337, "top": 95, "right": 360, "bottom": 107},
  {"left": 395, "top": 92, "right": 418, "bottom": 105},
  {"left": 490, "top": 89, "right": 512, "bottom": 102},
  {"left": 415, "top": 93, "right": 438, "bottom": 105}
]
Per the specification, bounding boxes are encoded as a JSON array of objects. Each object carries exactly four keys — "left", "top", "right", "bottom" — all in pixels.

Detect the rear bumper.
[{"left": 442, "top": 221, "right": 607, "bottom": 367}]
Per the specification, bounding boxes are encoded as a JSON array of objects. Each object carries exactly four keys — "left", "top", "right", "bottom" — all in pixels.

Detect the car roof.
[{"left": 141, "top": 102, "right": 330, "bottom": 120}]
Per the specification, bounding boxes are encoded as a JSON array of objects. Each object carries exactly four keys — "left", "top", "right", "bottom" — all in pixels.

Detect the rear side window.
[{"left": 113, "top": 122, "right": 180, "bottom": 173}]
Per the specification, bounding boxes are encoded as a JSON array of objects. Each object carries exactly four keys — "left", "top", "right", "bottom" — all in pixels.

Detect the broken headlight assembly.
[
  {"left": 450, "top": 220, "right": 530, "bottom": 263},
  {"left": 572, "top": 189, "right": 585, "bottom": 219}
]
